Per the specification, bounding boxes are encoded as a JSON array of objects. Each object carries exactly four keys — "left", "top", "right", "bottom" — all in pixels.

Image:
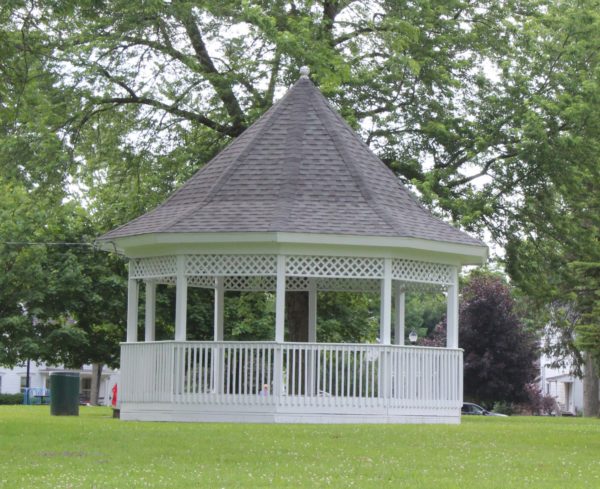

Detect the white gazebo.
[{"left": 98, "top": 68, "right": 487, "bottom": 424}]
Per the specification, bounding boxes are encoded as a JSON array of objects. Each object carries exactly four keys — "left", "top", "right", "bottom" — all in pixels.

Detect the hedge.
[{"left": 0, "top": 393, "right": 24, "bottom": 405}]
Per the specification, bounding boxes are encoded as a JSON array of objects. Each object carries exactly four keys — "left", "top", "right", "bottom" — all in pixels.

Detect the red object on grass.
[{"left": 111, "top": 384, "right": 118, "bottom": 407}]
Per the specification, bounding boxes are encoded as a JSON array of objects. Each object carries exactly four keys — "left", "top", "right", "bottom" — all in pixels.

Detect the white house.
[
  {"left": 0, "top": 363, "right": 119, "bottom": 406},
  {"left": 97, "top": 68, "right": 487, "bottom": 424},
  {"left": 539, "top": 355, "right": 582, "bottom": 415}
]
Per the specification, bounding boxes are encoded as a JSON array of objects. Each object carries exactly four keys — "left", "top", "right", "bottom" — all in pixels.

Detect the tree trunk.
[
  {"left": 26, "top": 359, "right": 30, "bottom": 388},
  {"left": 90, "top": 363, "right": 103, "bottom": 406},
  {"left": 286, "top": 292, "right": 309, "bottom": 394},
  {"left": 583, "top": 352, "right": 599, "bottom": 417},
  {"left": 286, "top": 291, "right": 309, "bottom": 342}
]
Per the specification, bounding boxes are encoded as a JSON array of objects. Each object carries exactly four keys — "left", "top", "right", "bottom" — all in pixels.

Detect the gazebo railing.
[{"left": 120, "top": 341, "right": 462, "bottom": 411}]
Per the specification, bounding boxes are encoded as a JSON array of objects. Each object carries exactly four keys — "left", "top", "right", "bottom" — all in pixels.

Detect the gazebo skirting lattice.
[{"left": 120, "top": 253, "right": 463, "bottom": 424}]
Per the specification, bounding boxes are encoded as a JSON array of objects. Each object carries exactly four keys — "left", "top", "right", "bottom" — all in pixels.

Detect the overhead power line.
[{"left": 0, "top": 241, "right": 95, "bottom": 247}]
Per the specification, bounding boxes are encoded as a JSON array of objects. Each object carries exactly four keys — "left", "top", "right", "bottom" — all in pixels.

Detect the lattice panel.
[
  {"left": 187, "top": 275, "right": 216, "bottom": 288},
  {"left": 397, "top": 281, "right": 447, "bottom": 293},
  {"left": 129, "top": 255, "right": 454, "bottom": 291},
  {"left": 186, "top": 254, "right": 276, "bottom": 276},
  {"left": 155, "top": 277, "right": 176, "bottom": 286},
  {"left": 224, "top": 275, "right": 276, "bottom": 291},
  {"left": 286, "top": 255, "right": 384, "bottom": 278},
  {"left": 129, "top": 256, "right": 177, "bottom": 279},
  {"left": 286, "top": 276, "right": 309, "bottom": 291},
  {"left": 392, "top": 259, "right": 453, "bottom": 285},
  {"left": 317, "top": 277, "right": 381, "bottom": 293}
]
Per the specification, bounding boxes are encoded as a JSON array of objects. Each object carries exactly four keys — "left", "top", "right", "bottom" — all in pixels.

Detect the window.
[{"left": 20, "top": 376, "right": 28, "bottom": 392}]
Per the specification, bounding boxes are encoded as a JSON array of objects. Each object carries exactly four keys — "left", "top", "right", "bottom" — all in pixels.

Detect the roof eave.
[{"left": 96, "top": 231, "right": 488, "bottom": 266}]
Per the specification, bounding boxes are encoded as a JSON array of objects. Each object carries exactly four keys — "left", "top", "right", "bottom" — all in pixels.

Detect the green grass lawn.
[{"left": 1, "top": 406, "right": 599, "bottom": 488}]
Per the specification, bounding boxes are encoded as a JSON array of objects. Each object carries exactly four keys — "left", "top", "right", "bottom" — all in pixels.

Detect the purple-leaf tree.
[{"left": 422, "top": 273, "right": 539, "bottom": 407}]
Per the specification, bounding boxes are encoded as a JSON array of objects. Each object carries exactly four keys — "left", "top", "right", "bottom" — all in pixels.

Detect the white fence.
[{"left": 120, "top": 341, "right": 462, "bottom": 413}]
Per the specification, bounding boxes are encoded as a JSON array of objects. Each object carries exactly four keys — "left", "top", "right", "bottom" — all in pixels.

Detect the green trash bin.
[{"left": 50, "top": 372, "right": 80, "bottom": 416}]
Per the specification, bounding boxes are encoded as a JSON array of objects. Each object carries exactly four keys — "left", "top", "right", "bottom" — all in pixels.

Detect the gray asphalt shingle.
[{"left": 100, "top": 77, "right": 483, "bottom": 247}]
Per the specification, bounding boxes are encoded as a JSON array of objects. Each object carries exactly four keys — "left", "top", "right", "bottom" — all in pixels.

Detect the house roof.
[{"left": 99, "top": 73, "right": 484, "bottom": 249}]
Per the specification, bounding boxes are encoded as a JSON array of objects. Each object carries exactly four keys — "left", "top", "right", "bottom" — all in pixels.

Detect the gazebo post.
[
  {"left": 380, "top": 258, "right": 393, "bottom": 399},
  {"left": 175, "top": 255, "right": 187, "bottom": 341},
  {"left": 144, "top": 280, "right": 156, "bottom": 342},
  {"left": 446, "top": 267, "right": 459, "bottom": 349},
  {"left": 126, "top": 278, "right": 139, "bottom": 342},
  {"left": 214, "top": 276, "right": 225, "bottom": 341},
  {"left": 308, "top": 278, "right": 317, "bottom": 343},
  {"left": 275, "top": 255, "right": 286, "bottom": 343},
  {"left": 274, "top": 255, "right": 286, "bottom": 397},
  {"left": 394, "top": 287, "right": 405, "bottom": 346},
  {"left": 307, "top": 278, "right": 317, "bottom": 395},
  {"left": 213, "top": 276, "right": 225, "bottom": 393},
  {"left": 379, "top": 258, "right": 392, "bottom": 345}
]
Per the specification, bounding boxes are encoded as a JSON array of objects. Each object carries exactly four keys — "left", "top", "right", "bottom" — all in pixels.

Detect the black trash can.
[{"left": 50, "top": 372, "right": 80, "bottom": 416}]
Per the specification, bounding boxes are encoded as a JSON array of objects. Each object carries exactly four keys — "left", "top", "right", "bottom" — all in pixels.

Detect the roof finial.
[{"left": 299, "top": 66, "right": 310, "bottom": 79}]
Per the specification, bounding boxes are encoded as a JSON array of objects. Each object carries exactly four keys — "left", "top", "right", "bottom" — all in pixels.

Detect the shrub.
[
  {"left": 518, "top": 383, "right": 559, "bottom": 415},
  {"left": 540, "top": 394, "right": 559, "bottom": 416},
  {"left": 0, "top": 393, "right": 24, "bottom": 405},
  {"left": 492, "top": 401, "right": 515, "bottom": 416}
]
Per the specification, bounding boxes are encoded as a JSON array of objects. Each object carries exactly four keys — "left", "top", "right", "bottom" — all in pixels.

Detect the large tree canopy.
[
  {"left": 0, "top": 0, "right": 598, "bottom": 379},
  {"left": 3, "top": 0, "right": 550, "bottom": 234},
  {"left": 503, "top": 0, "right": 600, "bottom": 395}
]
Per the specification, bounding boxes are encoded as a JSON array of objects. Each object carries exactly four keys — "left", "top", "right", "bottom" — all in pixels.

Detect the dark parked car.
[{"left": 461, "top": 402, "right": 508, "bottom": 417}]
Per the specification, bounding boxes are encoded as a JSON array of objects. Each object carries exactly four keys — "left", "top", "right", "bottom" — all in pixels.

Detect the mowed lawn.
[{"left": 1, "top": 406, "right": 599, "bottom": 488}]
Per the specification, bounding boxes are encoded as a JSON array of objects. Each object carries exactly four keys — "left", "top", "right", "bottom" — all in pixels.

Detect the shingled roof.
[{"left": 100, "top": 73, "right": 483, "bottom": 247}]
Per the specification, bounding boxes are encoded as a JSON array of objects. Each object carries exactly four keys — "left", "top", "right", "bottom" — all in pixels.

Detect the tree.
[
  {"left": 0, "top": 181, "right": 49, "bottom": 367},
  {"left": 461, "top": 274, "right": 539, "bottom": 406},
  {"left": 503, "top": 0, "right": 600, "bottom": 414},
  {"left": 0, "top": 182, "right": 128, "bottom": 402},
  {"left": 425, "top": 272, "right": 538, "bottom": 407},
  {"left": 0, "top": 0, "right": 540, "bottom": 236},
  {"left": 1, "top": 0, "right": 598, "bottom": 406}
]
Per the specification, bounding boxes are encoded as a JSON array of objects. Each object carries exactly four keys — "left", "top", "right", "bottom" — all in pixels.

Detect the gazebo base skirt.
[{"left": 120, "top": 403, "right": 460, "bottom": 424}]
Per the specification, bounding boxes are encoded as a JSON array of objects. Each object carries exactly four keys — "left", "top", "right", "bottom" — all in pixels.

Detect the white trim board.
[{"left": 98, "top": 231, "right": 487, "bottom": 265}]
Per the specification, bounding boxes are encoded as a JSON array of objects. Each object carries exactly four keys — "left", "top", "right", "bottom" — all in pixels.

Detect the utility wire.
[
  {"left": 0, "top": 241, "right": 125, "bottom": 254},
  {"left": 1, "top": 241, "right": 94, "bottom": 247}
]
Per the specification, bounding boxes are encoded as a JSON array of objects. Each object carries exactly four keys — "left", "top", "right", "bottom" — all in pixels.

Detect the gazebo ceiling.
[{"left": 99, "top": 70, "right": 485, "bottom": 256}]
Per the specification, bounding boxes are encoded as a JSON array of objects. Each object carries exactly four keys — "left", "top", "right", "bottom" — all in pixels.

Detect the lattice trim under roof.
[
  {"left": 129, "top": 255, "right": 454, "bottom": 291},
  {"left": 391, "top": 259, "right": 453, "bottom": 285},
  {"left": 186, "top": 254, "right": 277, "bottom": 276},
  {"left": 129, "top": 256, "right": 177, "bottom": 279},
  {"left": 285, "top": 255, "right": 384, "bottom": 278}
]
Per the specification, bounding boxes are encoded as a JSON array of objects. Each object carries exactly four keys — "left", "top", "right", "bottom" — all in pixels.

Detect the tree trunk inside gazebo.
[
  {"left": 286, "top": 292, "right": 309, "bottom": 395},
  {"left": 286, "top": 292, "right": 309, "bottom": 342}
]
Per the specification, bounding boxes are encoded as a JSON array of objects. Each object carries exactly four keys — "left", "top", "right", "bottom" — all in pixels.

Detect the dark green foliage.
[
  {"left": 317, "top": 292, "right": 379, "bottom": 343},
  {"left": 0, "top": 393, "right": 24, "bottom": 405},
  {"left": 571, "top": 263, "right": 600, "bottom": 369},
  {"left": 491, "top": 401, "right": 514, "bottom": 416},
  {"left": 501, "top": 0, "right": 600, "bottom": 370},
  {"left": 405, "top": 292, "right": 446, "bottom": 342},
  {"left": 226, "top": 292, "right": 275, "bottom": 341}
]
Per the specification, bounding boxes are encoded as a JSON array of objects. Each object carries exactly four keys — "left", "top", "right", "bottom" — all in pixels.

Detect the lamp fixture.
[{"left": 408, "top": 329, "right": 418, "bottom": 344}]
